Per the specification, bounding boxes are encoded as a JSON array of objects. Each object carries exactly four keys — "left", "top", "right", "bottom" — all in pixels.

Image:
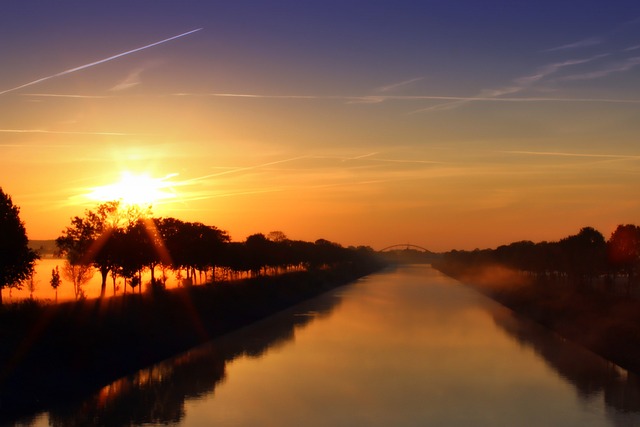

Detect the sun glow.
[{"left": 87, "top": 172, "right": 178, "bottom": 207}]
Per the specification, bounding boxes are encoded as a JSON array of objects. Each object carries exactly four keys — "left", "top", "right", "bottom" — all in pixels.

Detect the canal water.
[{"left": 10, "top": 265, "right": 640, "bottom": 426}]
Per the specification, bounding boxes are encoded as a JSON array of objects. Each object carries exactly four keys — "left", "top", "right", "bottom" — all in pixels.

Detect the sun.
[{"left": 87, "top": 172, "right": 177, "bottom": 207}]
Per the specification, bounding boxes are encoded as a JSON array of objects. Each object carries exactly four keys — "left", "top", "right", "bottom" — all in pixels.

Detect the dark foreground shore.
[
  {"left": 433, "top": 261, "right": 640, "bottom": 375},
  {"left": 0, "top": 261, "right": 384, "bottom": 420}
]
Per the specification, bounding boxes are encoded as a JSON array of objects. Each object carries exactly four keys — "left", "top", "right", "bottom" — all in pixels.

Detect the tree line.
[
  {"left": 54, "top": 201, "right": 376, "bottom": 299},
  {"left": 0, "top": 189, "right": 377, "bottom": 304},
  {"left": 435, "top": 225, "right": 640, "bottom": 294}
]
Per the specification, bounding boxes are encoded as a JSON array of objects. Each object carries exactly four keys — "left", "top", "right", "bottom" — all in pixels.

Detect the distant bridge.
[{"left": 379, "top": 244, "right": 431, "bottom": 253}]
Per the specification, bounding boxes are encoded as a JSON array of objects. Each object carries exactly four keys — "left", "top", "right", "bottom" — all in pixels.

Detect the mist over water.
[{"left": 3, "top": 258, "right": 183, "bottom": 303}]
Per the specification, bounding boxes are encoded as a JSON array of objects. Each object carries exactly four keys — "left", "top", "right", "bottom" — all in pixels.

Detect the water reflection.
[
  {"left": 38, "top": 287, "right": 344, "bottom": 426},
  {"left": 490, "top": 302, "right": 640, "bottom": 426},
  {"left": 9, "top": 266, "right": 640, "bottom": 427}
]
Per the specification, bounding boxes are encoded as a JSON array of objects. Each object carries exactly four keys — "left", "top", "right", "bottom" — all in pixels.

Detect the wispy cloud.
[
  {"left": 171, "top": 92, "right": 324, "bottom": 99},
  {"left": 0, "top": 129, "right": 136, "bottom": 136},
  {"left": 341, "top": 152, "right": 379, "bottom": 161},
  {"left": 559, "top": 56, "right": 640, "bottom": 81},
  {"left": 375, "top": 77, "right": 424, "bottom": 93},
  {"left": 178, "top": 156, "right": 309, "bottom": 184},
  {"left": 409, "top": 94, "right": 640, "bottom": 114},
  {"left": 346, "top": 96, "right": 385, "bottom": 105},
  {"left": 171, "top": 92, "right": 640, "bottom": 105},
  {"left": 22, "top": 93, "right": 114, "bottom": 99},
  {"left": 366, "top": 158, "right": 443, "bottom": 165},
  {"left": 411, "top": 52, "right": 618, "bottom": 113},
  {"left": 21, "top": 90, "right": 640, "bottom": 113},
  {"left": 0, "top": 144, "right": 76, "bottom": 148},
  {"left": 544, "top": 37, "right": 603, "bottom": 52},
  {"left": 514, "top": 54, "right": 609, "bottom": 86},
  {"left": 110, "top": 68, "right": 144, "bottom": 91},
  {"left": 500, "top": 150, "right": 640, "bottom": 160},
  {"left": 0, "top": 28, "right": 202, "bottom": 96}
]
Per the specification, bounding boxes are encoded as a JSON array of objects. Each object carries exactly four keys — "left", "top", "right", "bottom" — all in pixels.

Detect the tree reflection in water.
[
  {"left": 43, "top": 291, "right": 343, "bottom": 426},
  {"left": 490, "top": 304, "right": 640, "bottom": 427}
]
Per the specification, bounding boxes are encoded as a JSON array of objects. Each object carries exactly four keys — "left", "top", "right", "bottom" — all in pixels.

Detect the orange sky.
[{"left": 2, "top": 2, "right": 640, "bottom": 251}]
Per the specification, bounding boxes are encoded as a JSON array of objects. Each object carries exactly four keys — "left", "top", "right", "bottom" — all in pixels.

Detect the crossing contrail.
[{"left": 0, "top": 28, "right": 202, "bottom": 96}]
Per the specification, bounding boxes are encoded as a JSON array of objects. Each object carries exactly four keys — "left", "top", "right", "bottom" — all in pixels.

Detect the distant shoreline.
[
  {"left": 433, "top": 261, "right": 640, "bottom": 375},
  {"left": 0, "top": 260, "right": 385, "bottom": 421}
]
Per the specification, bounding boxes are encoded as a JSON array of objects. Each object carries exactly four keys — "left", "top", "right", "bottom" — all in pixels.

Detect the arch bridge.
[{"left": 379, "top": 244, "right": 431, "bottom": 253}]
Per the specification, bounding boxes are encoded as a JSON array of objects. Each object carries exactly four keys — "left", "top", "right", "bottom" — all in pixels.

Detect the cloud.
[
  {"left": 0, "top": 129, "right": 135, "bottom": 136},
  {"left": 514, "top": 54, "right": 609, "bottom": 86},
  {"left": 409, "top": 95, "right": 640, "bottom": 114},
  {"left": 22, "top": 93, "right": 113, "bottom": 99},
  {"left": 500, "top": 150, "right": 640, "bottom": 160},
  {"left": 346, "top": 96, "right": 385, "bottom": 104},
  {"left": 544, "top": 37, "right": 603, "bottom": 52},
  {"left": 167, "top": 91, "right": 640, "bottom": 105},
  {"left": 375, "top": 77, "right": 424, "bottom": 93},
  {"left": 178, "top": 156, "right": 309, "bottom": 184},
  {"left": 341, "top": 152, "right": 379, "bottom": 161},
  {"left": 110, "top": 68, "right": 144, "bottom": 91},
  {"left": 411, "top": 53, "right": 611, "bottom": 113},
  {"left": 21, "top": 89, "right": 640, "bottom": 116},
  {"left": 559, "top": 56, "right": 640, "bottom": 81}
]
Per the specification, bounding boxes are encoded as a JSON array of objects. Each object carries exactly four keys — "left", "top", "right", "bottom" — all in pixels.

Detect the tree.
[
  {"left": 608, "top": 224, "right": 640, "bottom": 293},
  {"left": 0, "top": 188, "right": 39, "bottom": 305},
  {"left": 26, "top": 273, "right": 37, "bottom": 300},
  {"left": 61, "top": 260, "right": 93, "bottom": 300},
  {"left": 109, "top": 222, "right": 152, "bottom": 294},
  {"left": 50, "top": 266, "right": 61, "bottom": 302},
  {"left": 57, "top": 201, "right": 143, "bottom": 298},
  {"left": 156, "top": 218, "right": 229, "bottom": 284},
  {"left": 244, "top": 233, "right": 274, "bottom": 276},
  {"left": 559, "top": 227, "right": 607, "bottom": 286},
  {"left": 266, "top": 230, "right": 287, "bottom": 242}
]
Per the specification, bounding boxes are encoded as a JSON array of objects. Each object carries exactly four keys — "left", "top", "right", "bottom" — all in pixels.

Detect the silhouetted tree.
[
  {"left": 198, "top": 223, "right": 230, "bottom": 281},
  {"left": 312, "top": 239, "right": 345, "bottom": 268},
  {"left": 266, "top": 230, "right": 287, "bottom": 242},
  {"left": 61, "top": 260, "right": 93, "bottom": 300},
  {"left": 244, "top": 233, "right": 274, "bottom": 276},
  {"left": 56, "top": 202, "right": 147, "bottom": 298},
  {"left": 156, "top": 218, "right": 229, "bottom": 284},
  {"left": 57, "top": 202, "right": 119, "bottom": 298},
  {"left": 108, "top": 224, "right": 149, "bottom": 294},
  {"left": 0, "top": 188, "right": 38, "bottom": 305},
  {"left": 559, "top": 227, "right": 607, "bottom": 286},
  {"left": 608, "top": 224, "right": 640, "bottom": 294},
  {"left": 50, "top": 266, "right": 61, "bottom": 302}
]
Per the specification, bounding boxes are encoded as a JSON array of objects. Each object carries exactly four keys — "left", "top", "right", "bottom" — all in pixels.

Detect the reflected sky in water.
[
  {"left": 180, "top": 266, "right": 637, "bottom": 427},
  {"left": 18, "top": 265, "right": 640, "bottom": 426}
]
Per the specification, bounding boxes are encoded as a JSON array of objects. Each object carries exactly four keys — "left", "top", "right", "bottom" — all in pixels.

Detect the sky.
[{"left": 1, "top": 0, "right": 640, "bottom": 251}]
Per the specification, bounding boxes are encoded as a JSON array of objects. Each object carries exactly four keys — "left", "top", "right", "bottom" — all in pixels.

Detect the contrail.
[
  {"left": 0, "top": 129, "right": 135, "bottom": 136},
  {"left": 500, "top": 150, "right": 640, "bottom": 159},
  {"left": 178, "top": 156, "right": 309, "bottom": 184},
  {"left": 0, "top": 28, "right": 202, "bottom": 96}
]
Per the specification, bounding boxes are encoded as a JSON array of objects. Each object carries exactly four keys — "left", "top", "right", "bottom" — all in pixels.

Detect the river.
[{"left": 8, "top": 265, "right": 640, "bottom": 426}]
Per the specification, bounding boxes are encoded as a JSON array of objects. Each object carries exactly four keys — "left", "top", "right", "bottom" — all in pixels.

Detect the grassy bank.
[
  {"left": 0, "top": 261, "right": 385, "bottom": 420},
  {"left": 433, "top": 260, "right": 640, "bottom": 375}
]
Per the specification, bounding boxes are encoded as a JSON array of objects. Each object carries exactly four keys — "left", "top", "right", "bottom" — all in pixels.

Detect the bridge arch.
[{"left": 379, "top": 244, "right": 431, "bottom": 253}]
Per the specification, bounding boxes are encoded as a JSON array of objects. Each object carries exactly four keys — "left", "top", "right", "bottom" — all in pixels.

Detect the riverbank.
[
  {"left": 432, "top": 260, "right": 640, "bottom": 375},
  {"left": 0, "top": 261, "right": 385, "bottom": 420}
]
